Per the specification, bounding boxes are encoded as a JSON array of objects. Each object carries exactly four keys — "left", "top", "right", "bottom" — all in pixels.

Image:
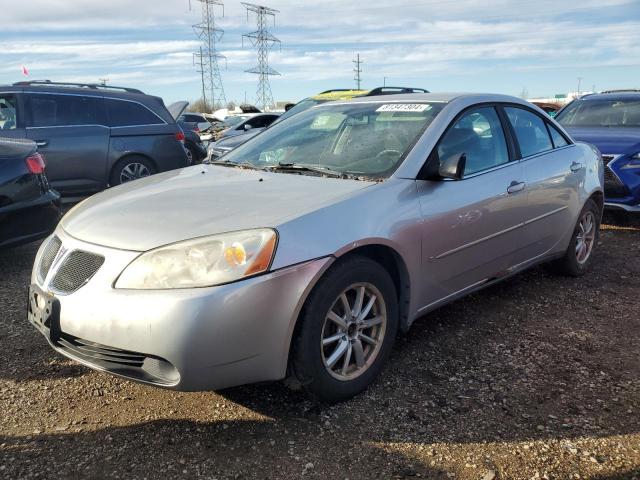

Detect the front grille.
[
  {"left": 57, "top": 333, "right": 146, "bottom": 367},
  {"left": 38, "top": 236, "right": 62, "bottom": 282},
  {"left": 602, "top": 155, "right": 630, "bottom": 198},
  {"left": 50, "top": 251, "right": 104, "bottom": 294}
]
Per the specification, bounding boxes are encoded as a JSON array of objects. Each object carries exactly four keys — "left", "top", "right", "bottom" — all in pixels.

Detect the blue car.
[{"left": 556, "top": 90, "right": 640, "bottom": 213}]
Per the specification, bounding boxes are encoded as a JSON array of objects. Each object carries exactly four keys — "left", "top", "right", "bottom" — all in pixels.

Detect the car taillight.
[
  {"left": 26, "top": 153, "right": 46, "bottom": 174},
  {"left": 175, "top": 131, "right": 185, "bottom": 143},
  {"left": 194, "top": 127, "right": 200, "bottom": 133}
]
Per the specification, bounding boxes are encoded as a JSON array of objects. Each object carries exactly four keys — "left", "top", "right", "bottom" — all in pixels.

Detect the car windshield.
[
  {"left": 556, "top": 98, "right": 640, "bottom": 127},
  {"left": 220, "top": 101, "right": 445, "bottom": 178},
  {"left": 274, "top": 98, "right": 325, "bottom": 124},
  {"left": 222, "top": 116, "right": 245, "bottom": 128}
]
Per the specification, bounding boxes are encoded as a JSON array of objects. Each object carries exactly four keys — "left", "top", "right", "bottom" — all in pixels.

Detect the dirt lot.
[{"left": 1, "top": 214, "right": 639, "bottom": 480}]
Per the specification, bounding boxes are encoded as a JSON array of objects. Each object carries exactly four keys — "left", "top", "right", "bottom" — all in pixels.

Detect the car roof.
[
  {"left": 578, "top": 91, "right": 640, "bottom": 101},
  {"left": 311, "top": 90, "right": 370, "bottom": 101},
  {"left": 329, "top": 92, "right": 528, "bottom": 105},
  {"left": 0, "top": 83, "right": 155, "bottom": 103}
]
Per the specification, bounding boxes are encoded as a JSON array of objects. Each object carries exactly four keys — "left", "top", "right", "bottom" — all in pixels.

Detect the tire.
[
  {"left": 109, "top": 156, "right": 156, "bottom": 187},
  {"left": 550, "top": 199, "right": 600, "bottom": 277},
  {"left": 290, "top": 255, "right": 399, "bottom": 403}
]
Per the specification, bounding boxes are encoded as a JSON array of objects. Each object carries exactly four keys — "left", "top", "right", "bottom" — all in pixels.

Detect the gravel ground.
[{"left": 1, "top": 213, "right": 639, "bottom": 480}]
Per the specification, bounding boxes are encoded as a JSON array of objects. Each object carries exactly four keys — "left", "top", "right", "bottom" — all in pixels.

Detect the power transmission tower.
[
  {"left": 192, "top": 0, "right": 227, "bottom": 111},
  {"left": 194, "top": 47, "right": 208, "bottom": 108},
  {"left": 242, "top": 2, "right": 281, "bottom": 110},
  {"left": 353, "top": 54, "right": 363, "bottom": 90}
]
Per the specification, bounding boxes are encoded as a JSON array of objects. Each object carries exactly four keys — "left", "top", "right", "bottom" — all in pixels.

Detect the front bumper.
[{"left": 29, "top": 228, "right": 332, "bottom": 390}]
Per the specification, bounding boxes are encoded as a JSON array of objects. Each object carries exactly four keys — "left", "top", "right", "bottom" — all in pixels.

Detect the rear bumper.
[{"left": 0, "top": 190, "right": 61, "bottom": 249}]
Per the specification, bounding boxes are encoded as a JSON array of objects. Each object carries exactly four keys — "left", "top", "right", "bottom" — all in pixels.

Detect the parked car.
[
  {"left": 532, "top": 102, "right": 562, "bottom": 117},
  {"left": 28, "top": 93, "right": 602, "bottom": 403},
  {"left": 217, "top": 113, "right": 280, "bottom": 140},
  {"left": 177, "top": 112, "right": 215, "bottom": 132},
  {"left": 170, "top": 102, "right": 208, "bottom": 164},
  {"left": 556, "top": 90, "right": 640, "bottom": 212},
  {"left": 0, "top": 138, "right": 60, "bottom": 248},
  {"left": 206, "top": 87, "right": 429, "bottom": 160},
  {"left": 0, "top": 80, "right": 190, "bottom": 195}
]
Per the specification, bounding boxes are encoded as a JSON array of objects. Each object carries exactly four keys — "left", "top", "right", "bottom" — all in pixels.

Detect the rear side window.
[
  {"left": 28, "top": 94, "right": 104, "bottom": 127},
  {"left": 0, "top": 94, "right": 19, "bottom": 130},
  {"left": 505, "top": 107, "right": 553, "bottom": 158},
  {"left": 437, "top": 107, "right": 509, "bottom": 176},
  {"left": 106, "top": 99, "right": 164, "bottom": 127},
  {"left": 547, "top": 124, "right": 569, "bottom": 148}
]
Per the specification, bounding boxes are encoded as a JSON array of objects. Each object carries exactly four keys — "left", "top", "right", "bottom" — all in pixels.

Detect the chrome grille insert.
[
  {"left": 38, "top": 236, "right": 62, "bottom": 282},
  {"left": 50, "top": 250, "right": 104, "bottom": 294}
]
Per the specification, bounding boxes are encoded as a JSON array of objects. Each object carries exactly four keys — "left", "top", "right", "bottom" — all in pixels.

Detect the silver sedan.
[{"left": 28, "top": 93, "right": 603, "bottom": 403}]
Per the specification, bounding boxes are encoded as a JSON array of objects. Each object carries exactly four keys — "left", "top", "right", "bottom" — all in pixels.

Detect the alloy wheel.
[
  {"left": 119, "top": 162, "right": 151, "bottom": 184},
  {"left": 320, "top": 283, "right": 387, "bottom": 381},
  {"left": 575, "top": 210, "right": 596, "bottom": 264}
]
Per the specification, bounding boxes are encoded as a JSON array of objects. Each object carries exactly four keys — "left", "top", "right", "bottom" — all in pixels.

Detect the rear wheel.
[
  {"left": 290, "top": 256, "right": 398, "bottom": 403},
  {"left": 550, "top": 199, "right": 600, "bottom": 276},
  {"left": 109, "top": 156, "right": 156, "bottom": 186}
]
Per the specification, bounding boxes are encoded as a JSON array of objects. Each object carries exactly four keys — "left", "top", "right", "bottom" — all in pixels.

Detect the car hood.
[
  {"left": 61, "top": 165, "right": 375, "bottom": 251},
  {"left": 167, "top": 101, "right": 189, "bottom": 120},
  {"left": 564, "top": 126, "right": 640, "bottom": 156}
]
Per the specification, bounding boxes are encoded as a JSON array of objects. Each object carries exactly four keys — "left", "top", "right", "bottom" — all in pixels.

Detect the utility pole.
[
  {"left": 192, "top": 0, "right": 227, "bottom": 111},
  {"left": 576, "top": 77, "right": 583, "bottom": 95},
  {"left": 353, "top": 54, "right": 363, "bottom": 90},
  {"left": 242, "top": 3, "right": 281, "bottom": 111},
  {"left": 98, "top": 78, "right": 109, "bottom": 86}
]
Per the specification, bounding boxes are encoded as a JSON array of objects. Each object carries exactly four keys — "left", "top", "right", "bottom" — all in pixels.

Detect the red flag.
[{"left": 22, "top": 66, "right": 29, "bottom": 77}]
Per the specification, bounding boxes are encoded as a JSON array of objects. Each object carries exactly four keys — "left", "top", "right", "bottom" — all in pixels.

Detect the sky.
[{"left": 2, "top": 0, "right": 640, "bottom": 106}]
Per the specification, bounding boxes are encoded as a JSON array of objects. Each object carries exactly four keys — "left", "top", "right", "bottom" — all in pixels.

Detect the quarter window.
[
  {"left": 106, "top": 99, "right": 164, "bottom": 127},
  {"left": 28, "top": 94, "right": 104, "bottom": 127},
  {"left": 547, "top": 123, "right": 569, "bottom": 148},
  {"left": 437, "top": 107, "right": 509, "bottom": 176},
  {"left": 0, "top": 95, "right": 19, "bottom": 130},
  {"left": 505, "top": 107, "right": 553, "bottom": 158}
]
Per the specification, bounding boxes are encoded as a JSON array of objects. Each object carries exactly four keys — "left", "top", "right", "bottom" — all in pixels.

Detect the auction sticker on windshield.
[{"left": 376, "top": 104, "right": 431, "bottom": 112}]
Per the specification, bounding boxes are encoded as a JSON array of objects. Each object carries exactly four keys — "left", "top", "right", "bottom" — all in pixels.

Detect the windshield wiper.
[
  {"left": 265, "top": 162, "right": 349, "bottom": 178},
  {"left": 208, "top": 159, "right": 266, "bottom": 171}
]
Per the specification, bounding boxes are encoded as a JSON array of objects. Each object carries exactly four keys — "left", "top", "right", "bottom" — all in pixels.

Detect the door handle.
[
  {"left": 570, "top": 162, "right": 583, "bottom": 172},
  {"left": 35, "top": 140, "right": 49, "bottom": 148},
  {"left": 507, "top": 181, "right": 526, "bottom": 195}
]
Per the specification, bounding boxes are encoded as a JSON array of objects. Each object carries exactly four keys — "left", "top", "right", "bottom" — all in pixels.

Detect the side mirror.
[
  {"left": 439, "top": 153, "right": 466, "bottom": 180},
  {"left": 244, "top": 124, "right": 253, "bottom": 131}
]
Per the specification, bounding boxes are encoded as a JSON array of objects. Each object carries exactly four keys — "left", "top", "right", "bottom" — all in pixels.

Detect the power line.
[
  {"left": 192, "top": 0, "right": 227, "bottom": 111},
  {"left": 353, "top": 53, "right": 363, "bottom": 90},
  {"left": 242, "top": 2, "right": 281, "bottom": 111}
]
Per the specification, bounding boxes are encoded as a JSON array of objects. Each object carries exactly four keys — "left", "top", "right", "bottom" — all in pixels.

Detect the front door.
[
  {"left": 25, "top": 93, "right": 109, "bottom": 195},
  {"left": 416, "top": 106, "right": 528, "bottom": 310}
]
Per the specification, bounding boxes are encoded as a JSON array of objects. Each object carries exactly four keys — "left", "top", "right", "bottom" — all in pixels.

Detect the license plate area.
[{"left": 28, "top": 284, "right": 61, "bottom": 341}]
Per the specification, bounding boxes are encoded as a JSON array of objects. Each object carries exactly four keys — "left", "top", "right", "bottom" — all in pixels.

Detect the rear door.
[
  {"left": 25, "top": 93, "right": 109, "bottom": 194},
  {"left": 503, "top": 106, "right": 581, "bottom": 263},
  {"left": 0, "top": 92, "right": 27, "bottom": 139},
  {"left": 416, "top": 106, "right": 528, "bottom": 308}
]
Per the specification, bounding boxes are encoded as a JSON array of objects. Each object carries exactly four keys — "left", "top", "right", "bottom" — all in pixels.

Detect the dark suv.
[{"left": 0, "top": 81, "right": 189, "bottom": 195}]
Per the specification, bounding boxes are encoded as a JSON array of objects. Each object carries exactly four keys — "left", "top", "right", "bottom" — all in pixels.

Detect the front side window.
[
  {"left": 106, "top": 99, "right": 164, "bottom": 127},
  {"left": 505, "top": 107, "right": 553, "bottom": 158},
  {"left": 28, "top": 94, "right": 103, "bottom": 128},
  {"left": 437, "top": 107, "right": 509, "bottom": 176},
  {"left": 556, "top": 98, "right": 640, "bottom": 127},
  {"left": 221, "top": 102, "right": 445, "bottom": 178},
  {"left": 0, "top": 95, "right": 19, "bottom": 130}
]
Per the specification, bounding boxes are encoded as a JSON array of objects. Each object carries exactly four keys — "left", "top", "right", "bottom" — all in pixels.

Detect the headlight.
[
  {"left": 115, "top": 229, "right": 277, "bottom": 289},
  {"left": 621, "top": 153, "right": 640, "bottom": 169}
]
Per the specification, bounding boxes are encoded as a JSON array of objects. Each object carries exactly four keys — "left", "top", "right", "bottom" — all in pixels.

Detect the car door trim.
[{"left": 431, "top": 205, "right": 568, "bottom": 260}]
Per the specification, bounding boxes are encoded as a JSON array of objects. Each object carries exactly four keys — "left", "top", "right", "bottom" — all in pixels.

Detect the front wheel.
[
  {"left": 290, "top": 256, "right": 399, "bottom": 403},
  {"left": 550, "top": 199, "right": 600, "bottom": 276}
]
